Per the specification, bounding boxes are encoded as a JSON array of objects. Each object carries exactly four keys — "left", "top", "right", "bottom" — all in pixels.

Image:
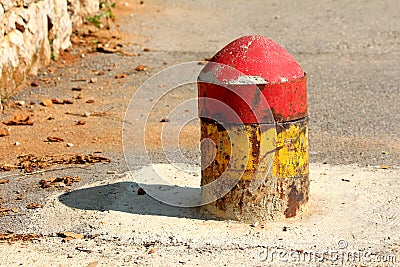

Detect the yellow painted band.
[
  {"left": 273, "top": 122, "right": 309, "bottom": 179},
  {"left": 201, "top": 119, "right": 308, "bottom": 182}
]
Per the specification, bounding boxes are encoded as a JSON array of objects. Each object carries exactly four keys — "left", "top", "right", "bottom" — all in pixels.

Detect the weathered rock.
[{"left": 0, "top": 0, "right": 99, "bottom": 96}]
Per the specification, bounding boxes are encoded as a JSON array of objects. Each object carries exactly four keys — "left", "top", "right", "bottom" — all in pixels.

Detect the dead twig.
[
  {"left": 65, "top": 108, "right": 132, "bottom": 124},
  {"left": 0, "top": 166, "right": 92, "bottom": 180},
  {"left": 70, "top": 78, "right": 88, "bottom": 82},
  {"left": 96, "top": 47, "right": 137, "bottom": 56},
  {"left": 65, "top": 108, "right": 113, "bottom": 118}
]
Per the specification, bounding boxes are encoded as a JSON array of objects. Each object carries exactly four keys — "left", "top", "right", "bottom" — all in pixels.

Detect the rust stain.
[
  {"left": 284, "top": 183, "right": 305, "bottom": 218},
  {"left": 200, "top": 116, "right": 309, "bottom": 221},
  {"left": 249, "top": 125, "right": 261, "bottom": 166},
  {"left": 273, "top": 118, "right": 309, "bottom": 179},
  {"left": 216, "top": 198, "right": 227, "bottom": 211}
]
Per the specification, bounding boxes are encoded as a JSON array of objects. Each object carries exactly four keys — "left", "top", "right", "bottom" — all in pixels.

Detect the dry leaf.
[
  {"left": 96, "top": 47, "right": 137, "bottom": 56},
  {"left": 39, "top": 176, "right": 81, "bottom": 188},
  {"left": 0, "top": 207, "right": 18, "bottom": 213},
  {"left": 3, "top": 114, "right": 33, "bottom": 126},
  {"left": 0, "top": 231, "right": 40, "bottom": 242},
  {"left": 0, "top": 164, "right": 15, "bottom": 171},
  {"left": 26, "top": 203, "right": 44, "bottom": 209},
  {"left": 51, "top": 99, "right": 64, "bottom": 104},
  {"left": 0, "top": 128, "right": 9, "bottom": 137},
  {"left": 86, "top": 99, "right": 95, "bottom": 104},
  {"left": 96, "top": 46, "right": 118, "bottom": 53},
  {"left": 0, "top": 179, "right": 9, "bottom": 184},
  {"left": 48, "top": 67, "right": 56, "bottom": 73},
  {"left": 58, "top": 232, "right": 84, "bottom": 240},
  {"left": 16, "top": 154, "right": 110, "bottom": 173},
  {"left": 64, "top": 154, "right": 111, "bottom": 164},
  {"left": 115, "top": 73, "right": 127, "bottom": 79},
  {"left": 39, "top": 180, "right": 51, "bottom": 188},
  {"left": 380, "top": 165, "right": 391, "bottom": 169},
  {"left": 41, "top": 99, "right": 53, "bottom": 107},
  {"left": 47, "top": 136, "right": 64, "bottom": 142},
  {"left": 135, "top": 65, "right": 148, "bottom": 71},
  {"left": 52, "top": 99, "right": 74, "bottom": 105},
  {"left": 86, "top": 262, "right": 99, "bottom": 267},
  {"left": 148, "top": 247, "right": 157, "bottom": 254}
]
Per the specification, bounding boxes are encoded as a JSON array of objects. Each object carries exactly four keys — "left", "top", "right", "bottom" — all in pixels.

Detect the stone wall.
[{"left": 0, "top": 0, "right": 99, "bottom": 95}]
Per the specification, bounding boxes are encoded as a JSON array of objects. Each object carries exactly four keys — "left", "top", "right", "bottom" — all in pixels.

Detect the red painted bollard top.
[{"left": 198, "top": 35, "right": 307, "bottom": 123}]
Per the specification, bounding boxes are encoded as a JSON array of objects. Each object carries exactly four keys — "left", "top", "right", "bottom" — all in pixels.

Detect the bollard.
[{"left": 198, "top": 36, "right": 309, "bottom": 223}]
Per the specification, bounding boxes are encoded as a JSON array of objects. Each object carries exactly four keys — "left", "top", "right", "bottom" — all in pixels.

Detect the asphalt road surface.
[{"left": 118, "top": 0, "right": 400, "bottom": 166}]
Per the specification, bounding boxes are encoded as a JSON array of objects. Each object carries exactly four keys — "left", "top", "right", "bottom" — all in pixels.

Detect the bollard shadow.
[{"left": 58, "top": 181, "right": 215, "bottom": 220}]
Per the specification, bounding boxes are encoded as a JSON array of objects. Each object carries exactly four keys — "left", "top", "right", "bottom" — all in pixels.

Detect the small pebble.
[
  {"left": 250, "top": 221, "right": 259, "bottom": 227},
  {"left": 137, "top": 188, "right": 146, "bottom": 195}
]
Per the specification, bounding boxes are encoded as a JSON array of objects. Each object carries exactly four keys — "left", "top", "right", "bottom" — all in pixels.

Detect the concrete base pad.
[{"left": 1, "top": 164, "right": 398, "bottom": 266}]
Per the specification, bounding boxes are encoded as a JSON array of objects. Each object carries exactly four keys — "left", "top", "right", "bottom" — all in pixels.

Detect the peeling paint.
[
  {"left": 199, "top": 36, "right": 309, "bottom": 222},
  {"left": 273, "top": 120, "right": 309, "bottom": 179},
  {"left": 226, "top": 75, "right": 267, "bottom": 85},
  {"left": 201, "top": 117, "right": 309, "bottom": 222},
  {"left": 198, "top": 70, "right": 267, "bottom": 85}
]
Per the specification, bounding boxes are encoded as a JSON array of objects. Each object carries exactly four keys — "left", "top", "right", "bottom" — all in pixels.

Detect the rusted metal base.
[{"left": 200, "top": 118, "right": 309, "bottom": 223}]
